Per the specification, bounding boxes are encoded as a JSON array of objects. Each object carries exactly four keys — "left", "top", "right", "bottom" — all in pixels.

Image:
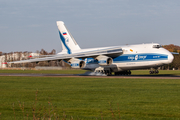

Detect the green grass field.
[{"left": 0, "top": 74, "right": 180, "bottom": 119}]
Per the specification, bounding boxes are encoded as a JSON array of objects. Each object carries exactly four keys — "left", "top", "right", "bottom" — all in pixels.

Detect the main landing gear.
[
  {"left": 114, "top": 70, "right": 131, "bottom": 75},
  {"left": 95, "top": 70, "right": 112, "bottom": 76},
  {"left": 149, "top": 69, "right": 159, "bottom": 74},
  {"left": 94, "top": 67, "right": 112, "bottom": 76}
]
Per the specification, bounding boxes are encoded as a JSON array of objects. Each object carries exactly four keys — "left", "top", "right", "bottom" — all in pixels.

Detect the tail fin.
[{"left": 56, "top": 21, "right": 81, "bottom": 54}]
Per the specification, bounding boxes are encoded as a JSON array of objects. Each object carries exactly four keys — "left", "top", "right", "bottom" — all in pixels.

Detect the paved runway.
[{"left": 0, "top": 73, "right": 180, "bottom": 79}]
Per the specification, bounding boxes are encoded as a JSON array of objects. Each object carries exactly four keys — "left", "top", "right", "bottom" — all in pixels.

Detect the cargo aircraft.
[{"left": 7, "top": 21, "right": 174, "bottom": 75}]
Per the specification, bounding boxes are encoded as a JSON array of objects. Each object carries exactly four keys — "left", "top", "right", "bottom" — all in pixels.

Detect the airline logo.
[
  {"left": 65, "top": 37, "right": 69, "bottom": 43},
  {"left": 63, "top": 32, "right": 67, "bottom": 35},
  {"left": 135, "top": 55, "right": 138, "bottom": 60},
  {"left": 128, "top": 55, "right": 147, "bottom": 61}
]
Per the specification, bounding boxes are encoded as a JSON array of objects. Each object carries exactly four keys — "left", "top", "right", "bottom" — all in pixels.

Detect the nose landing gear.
[{"left": 149, "top": 69, "right": 159, "bottom": 74}]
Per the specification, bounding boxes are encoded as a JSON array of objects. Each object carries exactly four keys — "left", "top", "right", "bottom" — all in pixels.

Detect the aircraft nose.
[{"left": 168, "top": 53, "right": 174, "bottom": 64}]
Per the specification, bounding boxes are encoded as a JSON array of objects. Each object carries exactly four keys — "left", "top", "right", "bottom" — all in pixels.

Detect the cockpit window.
[{"left": 153, "top": 45, "right": 162, "bottom": 49}]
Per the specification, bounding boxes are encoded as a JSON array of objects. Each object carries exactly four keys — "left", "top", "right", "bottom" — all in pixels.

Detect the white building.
[
  {"left": 0, "top": 55, "right": 6, "bottom": 68},
  {"left": 0, "top": 52, "right": 40, "bottom": 68}
]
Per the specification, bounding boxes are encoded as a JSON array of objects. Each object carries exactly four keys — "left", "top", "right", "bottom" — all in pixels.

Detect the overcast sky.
[{"left": 1, "top": 0, "right": 180, "bottom": 53}]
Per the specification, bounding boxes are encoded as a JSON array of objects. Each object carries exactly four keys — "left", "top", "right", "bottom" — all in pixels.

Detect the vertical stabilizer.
[{"left": 57, "top": 21, "right": 81, "bottom": 54}]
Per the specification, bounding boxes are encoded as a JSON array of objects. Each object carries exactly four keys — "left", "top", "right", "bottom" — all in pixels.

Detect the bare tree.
[
  {"left": 49, "top": 49, "right": 56, "bottom": 55},
  {"left": 40, "top": 49, "right": 48, "bottom": 55}
]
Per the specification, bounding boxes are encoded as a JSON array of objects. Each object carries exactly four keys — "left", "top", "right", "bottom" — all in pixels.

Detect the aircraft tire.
[
  {"left": 149, "top": 70, "right": 155, "bottom": 74},
  {"left": 155, "top": 70, "right": 159, "bottom": 74}
]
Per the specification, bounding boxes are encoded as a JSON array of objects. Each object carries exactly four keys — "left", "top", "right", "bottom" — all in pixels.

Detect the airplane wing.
[
  {"left": 28, "top": 55, "right": 56, "bottom": 58},
  {"left": 8, "top": 47, "right": 123, "bottom": 64}
]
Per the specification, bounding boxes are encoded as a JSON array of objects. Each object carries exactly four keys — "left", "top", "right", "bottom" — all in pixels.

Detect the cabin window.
[{"left": 153, "top": 45, "right": 162, "bottom": 49}]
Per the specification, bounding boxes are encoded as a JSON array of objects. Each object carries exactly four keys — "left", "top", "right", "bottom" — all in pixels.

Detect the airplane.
[{"left": 7, "top": 21, "right": 174, "bottom": 75}]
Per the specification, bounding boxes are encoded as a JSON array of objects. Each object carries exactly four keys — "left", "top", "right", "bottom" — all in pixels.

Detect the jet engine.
[
  {"left": 96, "top": 55, "right": 113, "bottom": 66},
  {"left": 69, "top": 58, "right": 86, "bottom": 69}
]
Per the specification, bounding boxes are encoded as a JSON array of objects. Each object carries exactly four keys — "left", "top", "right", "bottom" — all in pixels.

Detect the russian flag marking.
[{"left": 63, "top": 32, "right": 67, "bottom": 35}]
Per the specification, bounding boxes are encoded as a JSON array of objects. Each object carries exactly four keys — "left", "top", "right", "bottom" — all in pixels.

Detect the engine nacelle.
[
  {"left": 96, "top": 55, "right": 113, "bottom": 66},
  {"left": 69, "top": 58, "right": 86, "bottom": 69}
]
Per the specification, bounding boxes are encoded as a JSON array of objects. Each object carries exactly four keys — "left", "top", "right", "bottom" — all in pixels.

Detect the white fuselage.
[{"left": 59, "top": 43, "right": 173, "bottom": 72}]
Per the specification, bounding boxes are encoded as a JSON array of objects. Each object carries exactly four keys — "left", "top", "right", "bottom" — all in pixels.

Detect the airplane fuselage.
[{"left": 67, "top": 43, "right": 174, "bottom": 72}]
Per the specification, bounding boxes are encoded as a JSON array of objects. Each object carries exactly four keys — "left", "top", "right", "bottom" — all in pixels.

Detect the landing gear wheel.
[
  {"left": 155, "top": 70, "right": 159, "bottom": 74},
  {"left": 149, "top": 70, "right": 154, "bottom": 74},
  {"left": 149, "top": 69, "right": 159, "bottom": 74},
  {"left": 105, "top": 70, "right": 112, "bottom": 76},
  {"left": 127, "top": 70, "right": 131, "bottom": 75}
]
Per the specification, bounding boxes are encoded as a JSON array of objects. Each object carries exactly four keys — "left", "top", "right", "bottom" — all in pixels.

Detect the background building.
[{"left": 0, "top": 49, "right": 70, "bottom": 69}]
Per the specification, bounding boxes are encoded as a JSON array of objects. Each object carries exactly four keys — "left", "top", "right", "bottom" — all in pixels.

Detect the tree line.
[{"left": 163, "top": 44, "right": 180, "bottom": 70}]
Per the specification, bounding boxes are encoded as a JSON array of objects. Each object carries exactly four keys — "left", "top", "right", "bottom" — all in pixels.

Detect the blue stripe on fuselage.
[
  {"left": 58, "top": 31, "right": 71, "bottom": 54},
  {"left": 113, "top": 53, "right": 168, "bottom": 63}
]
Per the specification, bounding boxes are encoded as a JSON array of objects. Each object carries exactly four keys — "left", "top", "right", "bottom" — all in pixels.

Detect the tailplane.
[{"left": 57, "top": 21, "right": 81, "bottom": 54}]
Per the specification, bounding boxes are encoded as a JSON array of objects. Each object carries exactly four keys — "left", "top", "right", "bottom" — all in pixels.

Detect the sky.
[{"left": 1, "top": 0, "right": 180, "bottom": 53}]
